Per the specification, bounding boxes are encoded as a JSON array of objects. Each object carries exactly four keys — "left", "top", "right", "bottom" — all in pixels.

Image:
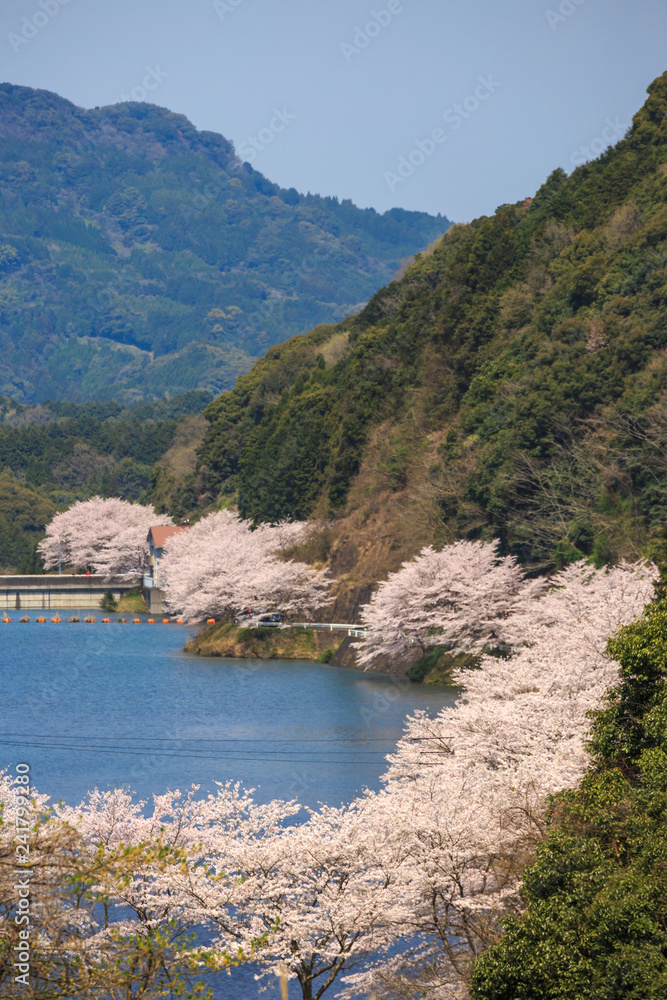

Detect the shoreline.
[
  {"left": 184, "top": 622, "right": 344, "bottom": 664},
  {"left": 184, "top": 622, "right": 455, "bottom": 683}
]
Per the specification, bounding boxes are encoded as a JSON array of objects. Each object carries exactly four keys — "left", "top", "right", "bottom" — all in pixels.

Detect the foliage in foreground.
[
  {"left": 471, "top": 599, "right": 667, "bottom": 999},
  {"left": 0, "top": 780, "right": 237, "bottom": 1000}
]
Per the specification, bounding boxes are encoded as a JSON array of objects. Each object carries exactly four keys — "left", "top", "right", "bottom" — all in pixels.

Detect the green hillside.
[
  {"left": 198, "top": 72, "right": 667, "bottom": 574},
  {"left": 0, "top": 83, "right": 447, "bottom": 404},
  {"left": 0, "top": 391, "right": 209, "bottom": 572}
]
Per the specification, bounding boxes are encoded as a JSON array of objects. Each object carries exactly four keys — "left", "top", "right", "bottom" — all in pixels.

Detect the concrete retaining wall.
[
  {"left": 143, "top": 586, "right": 167, "bottom": 615},
  {"left": 0, "top": 576, "right": 139, "bottom": 611}
]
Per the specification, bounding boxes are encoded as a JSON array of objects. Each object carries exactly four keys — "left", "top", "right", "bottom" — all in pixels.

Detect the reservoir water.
[{"left": 1, "top": 617, "right": 458, "bottom": 996}]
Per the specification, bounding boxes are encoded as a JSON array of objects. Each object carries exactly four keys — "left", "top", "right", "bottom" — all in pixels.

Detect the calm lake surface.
[{"left": 1, "top": 616, "right": 457, "bottom": 997}]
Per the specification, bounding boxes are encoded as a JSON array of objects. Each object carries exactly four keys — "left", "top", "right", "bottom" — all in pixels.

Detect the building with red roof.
[{"left": 146, "top": 525, "right": 189, "bottom": 588}]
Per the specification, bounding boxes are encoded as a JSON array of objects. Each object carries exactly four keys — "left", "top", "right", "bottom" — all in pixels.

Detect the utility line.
[
  {"left": 0, "top": 739, "right": 386, "bottom": 766},
  {"left": 0, "top": 733, "right": 453, "bottom": 742}
]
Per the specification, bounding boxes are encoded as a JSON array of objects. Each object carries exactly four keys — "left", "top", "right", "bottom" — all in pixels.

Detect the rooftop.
[{"left": 147, "top": 525, "right": 189, "bottom": 549}]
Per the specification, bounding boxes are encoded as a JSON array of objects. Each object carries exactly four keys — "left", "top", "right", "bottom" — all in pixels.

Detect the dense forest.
[
  {"left": 0, "top": 83, "right": 447, "bottom": 403},
  {"left": 195, "top": 72, "right": 667, "bottom": 586},
  {"left": 0, "top": 391, "right": 208, "bottom": 571}
]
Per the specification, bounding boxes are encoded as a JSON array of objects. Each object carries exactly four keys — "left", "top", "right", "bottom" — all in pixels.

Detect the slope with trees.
[
  {"left": 197, "top": 72, "right": 667, "bottom": 592},
  {"left": 471, "top": 595, "right": 667, "bottom": 1000}
]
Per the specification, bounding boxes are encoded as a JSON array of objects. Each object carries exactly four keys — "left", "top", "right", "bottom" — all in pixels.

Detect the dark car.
[
  {"left": 257, "top": 613, "right": 282, "bottom": 627},
  {"left": 235, "top": 611, "right": 283, "bottom": 626}
]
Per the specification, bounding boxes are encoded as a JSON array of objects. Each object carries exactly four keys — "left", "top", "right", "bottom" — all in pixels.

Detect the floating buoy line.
[{"left": 1, "top": 616, "right": 192, "bottom": 624}]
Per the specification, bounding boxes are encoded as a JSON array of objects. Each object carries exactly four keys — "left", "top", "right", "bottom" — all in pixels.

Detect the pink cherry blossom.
[
  {"left": 354, "top": 539, "right": 546, "bottom": 667},
  {"left": 161, "top": 510, "right": 330, "bottom": 621},
  {"left": 38, "top": 496, "right": 172, "bottom": 575},
  {"left": 0, "top": 555, "right": 657, "bottom": 1000}
]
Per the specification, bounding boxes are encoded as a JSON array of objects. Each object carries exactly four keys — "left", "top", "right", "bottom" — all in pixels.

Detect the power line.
[
  {"left": 0, "top": 732, "right": 453, "bottom": 742},
  {"left": 0, "top": 739, "right": 386, "bottom": 766},
  {"left": 0, "top": 732, "right": 408, "bottom": 743}
]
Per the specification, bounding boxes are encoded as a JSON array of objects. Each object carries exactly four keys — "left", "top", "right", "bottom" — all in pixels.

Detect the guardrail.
[{"left": 290, "top": 622, "right": 367, "bottom": 638}]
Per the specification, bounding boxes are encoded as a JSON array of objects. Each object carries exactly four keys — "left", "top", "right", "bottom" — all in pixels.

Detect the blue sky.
[{"left": 1, "top": 0, "right": 665, "bottom": 222}]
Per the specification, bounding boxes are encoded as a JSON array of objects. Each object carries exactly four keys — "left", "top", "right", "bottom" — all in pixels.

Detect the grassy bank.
[
  {"left": 101, "top": 588, "right": 149, "bottom": 613},
  {"left": 185, "top": 622, "right": 342, "bottom": 662},
  {"left": 116, "top": 590, "right": 149, "bottom": 613}
]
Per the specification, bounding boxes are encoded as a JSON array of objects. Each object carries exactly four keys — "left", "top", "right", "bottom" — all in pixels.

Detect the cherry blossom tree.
[
  {"left": 345, "top": 557, "right": 658, "bottom": 999},
  {"left": 54, "top": 781, "right": 405, "bottom": 1000},
  {"left": 501, "top": 557, "right": 656, "bottom": 655},
  {"left": 1, "top": 557, "right": 658, "bottom": 1000},
  {"left": 196, "top": 795, "right": 410, "bottom": 1000},
  {"left": 354, "top": 540, "right": 545, "bottom": 667},
  {"left": 161, "top": 510, "right": 330, "bottom": 621},
  {"left": 38, "top": 496, "right": 172, "bottom": 575},
  {"left": 0, "top": 773, "right": 230, "bottom": 1000}
]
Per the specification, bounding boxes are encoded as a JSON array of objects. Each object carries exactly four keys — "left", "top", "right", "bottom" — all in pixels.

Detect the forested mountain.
[
  {"left": 0, "top": 83, "right": 447, "bottom": 404},
  {"left": 196, "top": 73, "right": 667, "bottom": 583}
]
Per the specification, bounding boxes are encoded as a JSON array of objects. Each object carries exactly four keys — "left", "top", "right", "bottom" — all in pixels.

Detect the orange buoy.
[
  {"left": 133, "top": 618, "right": 141, "bottom": 623},
  {"left": 36, "top": 617, "right": 46, "bottom": 623},
  {"left": 69, "top": 617, "right": 80, "bottom": 622},
  {"left": 162, "top": 618, "right": 170, "bottom": 623},
  {"left": 19, "top": 617, "right": 29, "bottom": 622},
  {"left": 51, "top": 617, "right": 62, "bottom": 623},
  {"left": 147, "top": 618, "right": 155, "bottom": 623},
  {"left": 84, "top": 617, "right": 95, "bottom": 623},
  {"left": 102, "top": 618, "right": 111, "bottom": 623},
  {"left": 206, "top": 618, "right": 216, "bottom": 624},
  {"left": 118, "top": 618, "right": 126, "bottom": 623},
  {"left": 176, "top": 619, "right": 184, "bottom": 624},
  {"left": 2, "top": 617, "right": 11, "bottom": 623}
]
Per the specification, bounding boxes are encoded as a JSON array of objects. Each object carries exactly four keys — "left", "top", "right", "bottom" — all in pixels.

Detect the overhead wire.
[
  {"left": 0, "top": 731, "right": 454, "bottom": 766},
  {"left": 0, "top": 738, "right": 389, "bottom": 766}
]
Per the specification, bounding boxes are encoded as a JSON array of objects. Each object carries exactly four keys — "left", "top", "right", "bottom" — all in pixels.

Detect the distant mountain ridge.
[{"left": 0, "top": 83, "right": 448, "bottom": 403}]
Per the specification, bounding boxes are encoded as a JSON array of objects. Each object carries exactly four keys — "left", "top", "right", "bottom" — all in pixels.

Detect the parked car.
[
  {"left": 235, "top": 611, "right": 283, "bottom": 627},
  {"left": 256, "top": 613, "right": 282, "bottom": 627}
]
